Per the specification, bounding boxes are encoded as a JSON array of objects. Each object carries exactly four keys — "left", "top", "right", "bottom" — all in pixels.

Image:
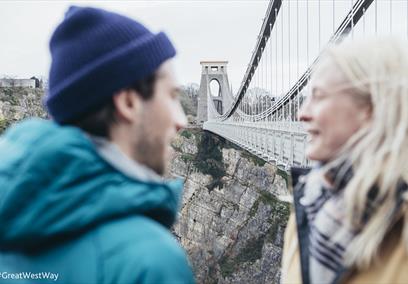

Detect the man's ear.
[{"left": 112, "top": 89, "right": 141, "bottom": 123}]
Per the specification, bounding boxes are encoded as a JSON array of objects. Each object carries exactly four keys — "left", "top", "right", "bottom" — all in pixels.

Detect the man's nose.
[{"left": 175, "top": 103, "right": 187, "bottom": 132}]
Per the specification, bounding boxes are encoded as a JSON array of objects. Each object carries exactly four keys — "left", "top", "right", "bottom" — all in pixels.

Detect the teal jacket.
[{"left": 0, "top": 119, "right": 195, "bottom": 284}]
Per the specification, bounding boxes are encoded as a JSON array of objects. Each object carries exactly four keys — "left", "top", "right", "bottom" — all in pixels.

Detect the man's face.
[{"left": 131, "top": 60, "right": 187, "bottom": 175}]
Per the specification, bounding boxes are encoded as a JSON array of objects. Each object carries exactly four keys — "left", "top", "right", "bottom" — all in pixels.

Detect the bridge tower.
[{"left": 197, "top": 61, "right": 232, "bottom": 123}]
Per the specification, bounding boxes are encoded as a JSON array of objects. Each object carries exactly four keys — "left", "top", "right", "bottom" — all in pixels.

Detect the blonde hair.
[{"left": 316, "top": 37, "right": 408, "bottom": 268}]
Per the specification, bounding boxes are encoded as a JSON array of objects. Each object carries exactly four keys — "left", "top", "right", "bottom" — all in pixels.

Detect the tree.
[{"left": 179, "top": 83, "right": 199, "bottom": 116}]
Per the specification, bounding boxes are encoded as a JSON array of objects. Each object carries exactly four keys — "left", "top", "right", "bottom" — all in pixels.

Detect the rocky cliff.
[
  {"left": 0, "top": 87, "right": 47, "bottom": 134},
  {"left": 169, "top": 129, "right": 291, "bottom": 284}
]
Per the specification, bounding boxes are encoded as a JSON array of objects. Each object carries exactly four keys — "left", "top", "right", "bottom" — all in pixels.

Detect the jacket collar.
[{"left": 88, "top": 134, "right": 162, "bottom": 183}]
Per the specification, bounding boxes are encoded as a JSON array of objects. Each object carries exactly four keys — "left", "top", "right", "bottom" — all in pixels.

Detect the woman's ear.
[
  {"left": 360, "top": 103, "right": 373, "bottom": 125},
  {"left": 112, "top": 89, "right": 142, "bottom": 123}
]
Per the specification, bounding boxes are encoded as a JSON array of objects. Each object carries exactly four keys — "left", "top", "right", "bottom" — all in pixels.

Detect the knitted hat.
[{"left": 45, "top": 6, "right": 176, "bottom": 123}]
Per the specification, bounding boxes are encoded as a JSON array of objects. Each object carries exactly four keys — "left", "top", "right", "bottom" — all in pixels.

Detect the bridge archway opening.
[
  {"left": 209, "top": 79, "right": 221, "bottom": 97},
  {"left": 213, "top": 100, "right": 223, "bottom": 115}
]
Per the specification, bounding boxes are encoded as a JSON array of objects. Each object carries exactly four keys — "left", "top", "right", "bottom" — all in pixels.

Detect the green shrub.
[
  {"left": 181, "top": 153, "right": 194, "bottom": 163},
  {"left": 219, "top": 254, "right": 235, "bottom": 278},
  {"left": 241, "top": 150, "right": 266, "bottom": 167},
  {"left": 236, "top": 236, "right": 264, "bottom": 264},
  {"left": 249, "top": 189, "right": 289, "bottom": 219},
  {"left": 191, "top": 131, "right": 227, "bottom": 191},
  {"left": 0, "top": 118, "right": 12, "bottom": 135},
  {"left": 180, "top": 129, "right": 192, "bottom": 139},
  {"left": 276, "top": 167, "right": 289, "bottom": 187},
  {"left": 219, "top": 236, "right": 265, "bottom": 278}
]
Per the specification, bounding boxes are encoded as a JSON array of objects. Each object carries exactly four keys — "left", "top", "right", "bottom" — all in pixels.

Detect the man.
[{"left": 0, "top": 6, "right": 195, "bottom": 284}]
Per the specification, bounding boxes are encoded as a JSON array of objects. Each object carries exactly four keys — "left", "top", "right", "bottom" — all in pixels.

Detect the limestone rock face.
[
  {"left": 169, "top": 129, "right": 290, "bottom": 284},
  {"left": 0, "top": 87, "right": 47, "bottom": 133}
]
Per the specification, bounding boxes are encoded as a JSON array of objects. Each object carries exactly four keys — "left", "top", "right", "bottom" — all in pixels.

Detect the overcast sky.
[
  {"left": 0, "top": 0, "right": 269, "bottom": 92},
  {"left": 2, "top": 0, "right": 407, "bottom": 97}
]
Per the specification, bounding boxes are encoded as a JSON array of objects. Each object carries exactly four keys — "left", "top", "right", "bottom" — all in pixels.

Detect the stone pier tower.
[{"left": 197, "top": 61, "right": 232, "bottom": 124}]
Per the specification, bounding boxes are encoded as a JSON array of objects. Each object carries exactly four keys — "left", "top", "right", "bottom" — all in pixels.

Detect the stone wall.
[{"left": 0, "top": 79, "right": 36, "bottom": 88}]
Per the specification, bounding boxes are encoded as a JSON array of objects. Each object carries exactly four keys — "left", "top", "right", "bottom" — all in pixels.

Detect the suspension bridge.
[{"left": 197, "top": 0, "right": 408, "bottom": 169}]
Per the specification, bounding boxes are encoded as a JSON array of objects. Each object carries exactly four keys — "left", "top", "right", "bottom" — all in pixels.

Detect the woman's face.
[{"left": 298, "top": 61, "right": 371, "bottom": 162}]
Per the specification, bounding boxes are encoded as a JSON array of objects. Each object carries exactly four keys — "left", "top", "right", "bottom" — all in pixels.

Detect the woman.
[{"left": 281, "top": 37, "right": 408, "bottom": 284}]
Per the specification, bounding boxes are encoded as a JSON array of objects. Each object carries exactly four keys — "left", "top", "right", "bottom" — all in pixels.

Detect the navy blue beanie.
[{"left": 46, "top": 6, "right": 176, "bottom": 123}]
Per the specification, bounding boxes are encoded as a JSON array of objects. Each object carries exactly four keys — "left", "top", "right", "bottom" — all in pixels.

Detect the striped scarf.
[
  {"left": 299, "top": 166, "right": 361, "bottom": 284},
  {"left": 299, "top": 165, "right": 408, "bottom": 284}
]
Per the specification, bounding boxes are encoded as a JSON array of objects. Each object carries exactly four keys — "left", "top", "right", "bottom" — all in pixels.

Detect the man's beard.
[{"left": 132, "top": 125, "right": 167, "bottom": 175}]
